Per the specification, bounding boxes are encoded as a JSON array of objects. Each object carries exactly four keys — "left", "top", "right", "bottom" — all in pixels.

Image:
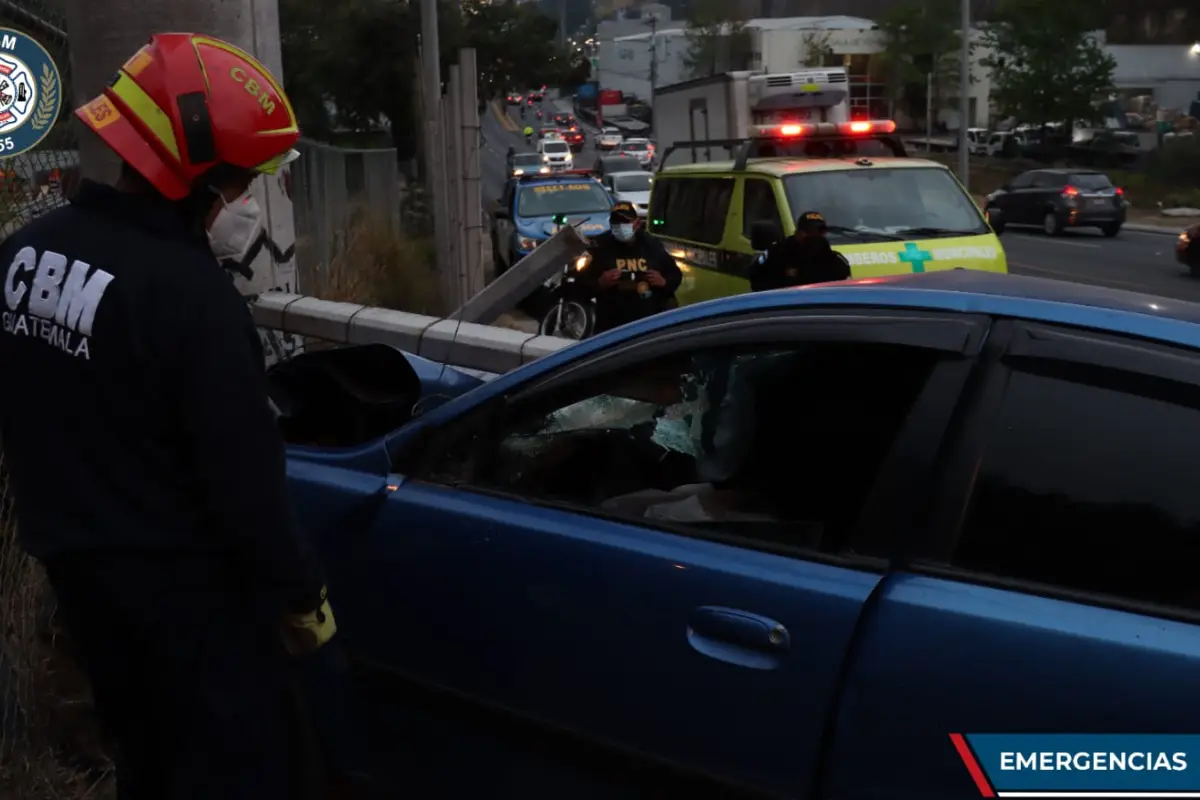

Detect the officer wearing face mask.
[
  {"left": 748, "top": 210, "right": 851, "bottom": 291},
  {"left": 579, "top": 201, "right": 682, "bottom": 334},
  {"left": 0, "top": 34, "right": 339, "bottom": 799}
]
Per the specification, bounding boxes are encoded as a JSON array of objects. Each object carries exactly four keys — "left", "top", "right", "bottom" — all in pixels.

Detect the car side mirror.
[{"left": 750, "top": 220, "right": 782, "bottom": 252}]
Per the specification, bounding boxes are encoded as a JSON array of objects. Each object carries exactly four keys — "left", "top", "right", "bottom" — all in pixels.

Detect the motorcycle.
[
  {"left": 538, "top": 215, "right": 597, "bottom": 340},
  {"left": 538, "top": 252, "right": 597, "bottom": 340}
]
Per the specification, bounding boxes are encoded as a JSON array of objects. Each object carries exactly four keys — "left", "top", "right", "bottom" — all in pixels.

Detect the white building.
[{"left": 596, "top": 14, "right": 1200, "bottom": 127}]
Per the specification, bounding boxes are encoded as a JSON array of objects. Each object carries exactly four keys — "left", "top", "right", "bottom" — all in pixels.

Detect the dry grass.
[
  {"left": 0, "top": 455, "right": 115, "bottom": 800},
  {"left": 297, "top": 210, "right": 445, "bottom": 315}
]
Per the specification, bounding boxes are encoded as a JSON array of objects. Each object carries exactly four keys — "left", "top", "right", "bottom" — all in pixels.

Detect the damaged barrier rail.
[{"left": 251, "top": 224, "right": 591, "bottom": 374}]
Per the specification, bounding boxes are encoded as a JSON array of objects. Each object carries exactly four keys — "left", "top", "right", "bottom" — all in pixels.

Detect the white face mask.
[
  {"left": 613, "top": 223, "right": 636, "bottom": 242},
  {"left": 208, "top": 192, "right": 263, "bottom": 262}
]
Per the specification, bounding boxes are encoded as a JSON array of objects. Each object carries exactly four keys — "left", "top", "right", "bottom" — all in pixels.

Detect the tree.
[
  {"left": 876, "top": 0, "right": 967, "bottom": 126},
  {"left": 682, "top": 0, "right": 752, "bottom": 79},
  {"left": 280, "top": 0, "right": 577, "bottom": 160},
  {"left": 799, "top": 30, "right": 835, "bottom": 67},
  {"left": 981, "top": 0, "right": 1116, "bottom": 129}
]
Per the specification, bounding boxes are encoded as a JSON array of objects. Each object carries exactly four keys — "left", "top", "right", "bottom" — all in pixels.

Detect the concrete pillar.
[{"left": 64, "top": 0, "right": 302, "bottom": 342}]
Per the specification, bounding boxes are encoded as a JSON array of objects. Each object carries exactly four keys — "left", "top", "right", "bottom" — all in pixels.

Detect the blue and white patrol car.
[{"left": 490, "top": 171, "right": 614, "bottom": 275}]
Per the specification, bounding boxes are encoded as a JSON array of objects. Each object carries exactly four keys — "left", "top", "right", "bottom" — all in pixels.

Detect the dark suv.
[{"left": 985, "top": 168, "right": 1126, "bottom": 237}]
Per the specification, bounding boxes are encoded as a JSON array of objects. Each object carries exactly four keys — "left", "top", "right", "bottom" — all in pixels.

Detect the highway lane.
[{"left": 1002, "top": 227, "right": 1195, "bottom": 301}]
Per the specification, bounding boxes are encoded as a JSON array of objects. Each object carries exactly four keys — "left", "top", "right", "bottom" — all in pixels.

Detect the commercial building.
[{"left": 594, "top": 10, "right": 1200, "bottom": 129}]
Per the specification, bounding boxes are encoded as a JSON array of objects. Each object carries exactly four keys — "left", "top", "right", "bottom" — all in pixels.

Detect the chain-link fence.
[{"left": 290, "top": 138, "right": 403, "bottom": 282}]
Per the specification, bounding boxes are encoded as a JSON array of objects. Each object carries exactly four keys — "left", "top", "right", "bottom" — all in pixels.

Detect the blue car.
[
  {"left": 489, "top": 171, "right": 613, "bottom": 276},
  {"left": 280, "top": 271, "right": 1200, "bottom": 798}
]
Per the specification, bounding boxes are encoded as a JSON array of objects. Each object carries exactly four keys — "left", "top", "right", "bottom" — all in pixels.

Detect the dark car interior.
[
  {"left": 470, "top": 343, "right": 936, "bottom": 553},
  {"left": 267, "top": 344, "right": 421, "bottom": 448}
]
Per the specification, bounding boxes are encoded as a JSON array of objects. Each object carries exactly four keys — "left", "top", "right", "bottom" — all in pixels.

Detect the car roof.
[
  {"left": 660, "top": 157, "right": 949, "bottom": 177},
  {"left": 1022, "top": 168, "right": 1104, "bottom": 175},
  {"left": 622, "top": 272, "right": 1200, "bottom": 350},
  {"left": 516, "top": 175, "right": 597, "bottom": 187}
]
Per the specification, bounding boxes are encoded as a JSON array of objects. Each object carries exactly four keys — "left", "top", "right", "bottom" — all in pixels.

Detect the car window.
[
  {"left": 1008, "top": 172, "right": 1035, "bottom": 189},
  {"left": 782, "top": 167, "right": 987, "bottom": 241},
  {"left": 950, "top": 369, "right": 1200, "bottom": 612},
  {"left": 613, "top": 173, "right": 652, "bottom": 193},
  {"left": 648, "top": 177, "right": 734, "bottom": 244},
  {"left": 512, "top": 154, "right": 542, "bottom": 167},
  {"left": 1068, "top": 173, "right": 1113, "bottom": 190},
  {"left": 542, "top": 142, "right": 569, "bottom": 153},
  {"left": 516, "top": 182, "right": 612, "bottom": 217},
  {"left": 427, "top": 341, "right": 937, "bottom": 554},
  {"left": 1031, "top": 172, "right": 1065, "bottom": 188},
  {"left": 621, "top": 142, "right": 649, "bottom": 152},
  {"left": 742, "top": 178, "right": 783, "bottom": 238}
]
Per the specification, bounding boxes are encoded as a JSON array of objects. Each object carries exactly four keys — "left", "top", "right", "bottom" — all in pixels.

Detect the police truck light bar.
[{"left": 752, "top": 119, "right": 898, "bottom": 138}]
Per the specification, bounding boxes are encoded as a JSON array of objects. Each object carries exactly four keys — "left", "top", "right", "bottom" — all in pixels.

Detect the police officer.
[
  {"left": 748, "top": 210, "right": 851, "bottom": 291},
  {"left": 579, "top": 201, "right": 682, "bottom": 333},
  {"left": 0, "top": 34, "right": 337, "bottom": 799}
]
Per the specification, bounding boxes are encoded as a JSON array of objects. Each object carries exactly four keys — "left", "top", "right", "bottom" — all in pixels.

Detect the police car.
[{"left": 489, "top": 170, "right": 614, "bottom": 276}]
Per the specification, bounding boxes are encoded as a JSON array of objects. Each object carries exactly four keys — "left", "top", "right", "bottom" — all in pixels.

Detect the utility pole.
[
  {"left": 958, "top": 0, "right": 971, "bottom": 189},
  {"left": 420, "top": 0, "right": 452, "bottom": 282},
  {"left": 65, "top": 0, "right": 301, "bottom": 317},
  {"left": 648, "top": 16, "right": 658, "bottom": 139}
]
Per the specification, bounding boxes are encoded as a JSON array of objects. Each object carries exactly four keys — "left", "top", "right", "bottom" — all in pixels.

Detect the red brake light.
[
  {"left": 1063, "top": 186, "right": 1079, "bottom": 197},
  {"left": 1115, "top": 187, "right": 1124, "bottom": 196}
]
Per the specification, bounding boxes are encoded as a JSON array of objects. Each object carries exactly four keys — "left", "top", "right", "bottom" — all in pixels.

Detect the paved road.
[
  {"left": 1002, "top": 226, "right": 1194, "bottom": 301},
  {"left": 479, "top": 96, "right": 604, "bottom": 208},
  {"left": 480, "top": 95, "right": 1196, "bottom": 303}
]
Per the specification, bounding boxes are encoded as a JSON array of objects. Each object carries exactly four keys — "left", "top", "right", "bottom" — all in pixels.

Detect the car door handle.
[{"left": 687, "top": 606, "right": 790, "bottom": 671}]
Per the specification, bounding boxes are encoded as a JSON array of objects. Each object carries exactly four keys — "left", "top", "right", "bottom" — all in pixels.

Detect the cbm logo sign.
[{"left": 0, "top": 27, "right": 62, "bottom": 157}]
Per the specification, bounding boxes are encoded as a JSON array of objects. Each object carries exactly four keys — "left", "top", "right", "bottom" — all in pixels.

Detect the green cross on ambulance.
[{"left": 646, "top": 119, "right": 1007, "bottom": 305}]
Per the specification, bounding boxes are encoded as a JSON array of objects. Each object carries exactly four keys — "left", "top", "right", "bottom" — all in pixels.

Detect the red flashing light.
[
  {"left": 848, "top": 121, "right": 872, "bottom": 133},
  {"left": 780, "top": 124, "right": 804, "bottom": 136}
]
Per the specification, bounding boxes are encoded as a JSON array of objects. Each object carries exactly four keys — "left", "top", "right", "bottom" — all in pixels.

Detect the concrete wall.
[{"left": 1107, "top": 44, "right": 1200, "bottom": 110}]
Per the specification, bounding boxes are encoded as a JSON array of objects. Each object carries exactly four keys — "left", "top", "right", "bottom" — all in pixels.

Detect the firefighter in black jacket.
[
  {"left": 580, "top": 201, "right": 683, "bottom": 333},
  {"left": 748, "top": 210, "right": 851, "bottom": 291},
  {"left": 0, "top": 34, "right": 338, "bottom": 799}
]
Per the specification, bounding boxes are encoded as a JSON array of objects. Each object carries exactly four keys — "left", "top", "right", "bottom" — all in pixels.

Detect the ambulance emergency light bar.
[{"left": 750, "top": 119, "right": 898, "bottom": 138}]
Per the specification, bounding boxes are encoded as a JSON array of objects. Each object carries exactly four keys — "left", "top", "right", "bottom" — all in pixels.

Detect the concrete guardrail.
[{"left": 251, "top": 293, "right": 576, "bottom": 375}]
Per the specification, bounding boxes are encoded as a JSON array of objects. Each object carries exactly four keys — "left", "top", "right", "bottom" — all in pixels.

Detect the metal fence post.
[
  {"left": 445, "top": 63, "right": 464, "bottom": 307},
  {"left": 458, "top": 48, "right": 484, "bottom": 298}
]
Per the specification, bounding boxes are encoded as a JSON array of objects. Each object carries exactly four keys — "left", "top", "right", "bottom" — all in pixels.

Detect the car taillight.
[
  {"left": 1062, "top": 186, "right": 1079, "bottom": 197},
  {"left": 1115, "top": 187, "right": 1124, "bottom": 196}
]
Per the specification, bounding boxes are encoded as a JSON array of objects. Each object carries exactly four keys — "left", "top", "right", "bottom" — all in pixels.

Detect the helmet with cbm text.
[{"left": 74, "top": 33, "right": 300, "bottom": 200}]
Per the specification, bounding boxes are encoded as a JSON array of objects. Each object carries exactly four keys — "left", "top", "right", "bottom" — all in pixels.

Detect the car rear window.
[
  {"left": 512, "top": 154, "right": 543, "bottom": 166},
  {"left": 1069, "top": 173, "right": 1113, "bottom": 190},
  {"left": 622, "top": 142, "right": 648, "bottom": 151},
  {"left": 543, "top": 141, "right": 569, "bottom": 153}
]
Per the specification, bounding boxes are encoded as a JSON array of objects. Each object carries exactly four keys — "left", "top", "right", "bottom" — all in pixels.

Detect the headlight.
[
  {"left": 513, "top": 168, "right": 525, "bottom": 176},
  {"left": 518, "top": 237, "right": 539, "bottom": 251},
  {"left": 1183, "top": 231, "right": 1192, "bottom": 244},
  {"left": 538, "top": 166, "right": 550, "bottom": 174}
]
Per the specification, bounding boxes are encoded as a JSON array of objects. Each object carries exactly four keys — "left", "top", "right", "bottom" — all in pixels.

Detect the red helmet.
[{"left": 75, "top": 33, "right": 300, "bottom": 200}]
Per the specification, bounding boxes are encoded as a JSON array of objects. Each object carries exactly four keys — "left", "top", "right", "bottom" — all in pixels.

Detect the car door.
[
  {"left": 999, "top": 171, "right": 1037, "bottom": 223},
  {"left": 329, "top": 309, "right": 988, "bottom": 798},
  {"left": 824, "top": 320, "right": 1200, "bottom": 800},
  {"left": 1028, "top": 170, "right": 1067, "bottom": 222}
]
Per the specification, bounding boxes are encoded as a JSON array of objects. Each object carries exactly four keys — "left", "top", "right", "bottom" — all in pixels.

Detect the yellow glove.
[{"left": 281, "top": 585, "right": 338, "bottom": 657}]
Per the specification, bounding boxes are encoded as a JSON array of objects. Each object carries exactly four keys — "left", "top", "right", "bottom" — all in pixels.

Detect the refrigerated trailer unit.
[{"left": 653, "top": 67, "right": 855, "bottom": 165}]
